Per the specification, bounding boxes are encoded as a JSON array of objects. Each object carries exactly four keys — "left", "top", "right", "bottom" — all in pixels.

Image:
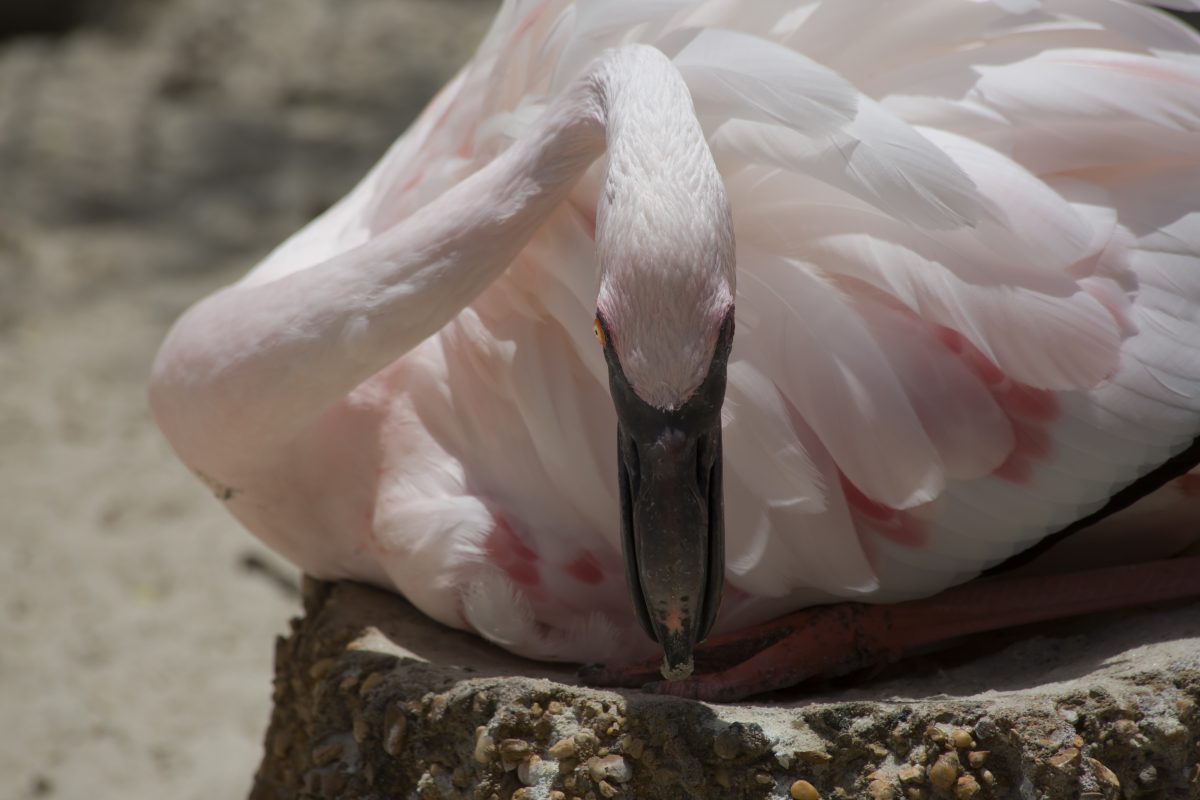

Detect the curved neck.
[
  {"left": 314, "top": 44, "right": 730, "bottom": 374},
  {"left": 155, "top": 47, "right": 725, "bottom": 458}
]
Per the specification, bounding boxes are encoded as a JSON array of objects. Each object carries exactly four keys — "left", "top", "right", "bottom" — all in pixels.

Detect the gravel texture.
[{"left": 253, "top": 579, "right": 1200, "bottom": 800}]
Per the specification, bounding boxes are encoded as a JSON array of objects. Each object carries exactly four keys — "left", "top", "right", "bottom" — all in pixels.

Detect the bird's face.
[{"left": 594, "top": 306, "right": 734, "bottom": 679}]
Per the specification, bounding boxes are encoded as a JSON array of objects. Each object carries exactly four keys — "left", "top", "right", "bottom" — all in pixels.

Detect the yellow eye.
[{"left": 593, "top": 319, "right": 606, "bottom": 348}]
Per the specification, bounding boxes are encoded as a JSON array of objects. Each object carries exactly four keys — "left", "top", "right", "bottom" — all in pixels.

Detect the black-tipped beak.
[
  {"left": 618, "top": 419, "right": 724, "bottom": 679},
  {"left": 599, "top": 310, "right": 734, "bottom": 680}
]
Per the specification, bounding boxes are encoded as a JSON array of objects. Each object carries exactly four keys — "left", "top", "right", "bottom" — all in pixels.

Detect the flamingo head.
[{"left": 594, "top": 159, "right": 736, "bottom": 679}]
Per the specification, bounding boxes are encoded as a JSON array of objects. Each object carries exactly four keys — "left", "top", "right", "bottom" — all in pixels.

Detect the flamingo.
[{"left": 150, "top": 0, "right": 1200, "bottom": 700}]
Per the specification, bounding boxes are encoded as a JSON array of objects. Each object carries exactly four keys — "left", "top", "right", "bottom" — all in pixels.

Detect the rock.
[
  {"left": 953, "top": 775, "right": 980, "bottom": 799},
  {"left": 789, "top": 779, "right": 820, "bottom": 800},
  {"left": 949, "top": 729, "right": 975, "bottom": 750},
  {"left": 251, "top": 580, "right": 1200, "bottom": 799},
  {"left": 929, "top": 752, "right": 961, "bottom": 792},
  {"left": 587, "top": 755, "right": 632, "bottom": 784}
]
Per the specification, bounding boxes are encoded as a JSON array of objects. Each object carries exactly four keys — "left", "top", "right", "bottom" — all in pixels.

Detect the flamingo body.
[{"left": 152, "top": 0, "right": 1200, "bottom": 663}]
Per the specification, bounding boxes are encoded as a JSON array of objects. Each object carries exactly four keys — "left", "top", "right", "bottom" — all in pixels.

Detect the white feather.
[{"left": 674, "top": 27, "right": 858, "bottom": 136}]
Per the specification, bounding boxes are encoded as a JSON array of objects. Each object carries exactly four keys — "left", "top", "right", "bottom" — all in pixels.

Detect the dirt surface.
[
  {"left": 0, "top": 1, "right": 495, "bottom": 798},
  {"left": 254, "top": 579, "right": 1200, "bottom": 800}
]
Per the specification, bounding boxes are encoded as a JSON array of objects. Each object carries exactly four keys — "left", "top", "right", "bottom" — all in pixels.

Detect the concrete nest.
[{"left": 252, "top": 579, "right": 1200, "bottom": 800}]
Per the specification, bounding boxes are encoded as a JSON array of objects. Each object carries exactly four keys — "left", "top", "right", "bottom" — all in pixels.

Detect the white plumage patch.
[{"left": 462, "top": 568, "right": 632, "bottom": 662}]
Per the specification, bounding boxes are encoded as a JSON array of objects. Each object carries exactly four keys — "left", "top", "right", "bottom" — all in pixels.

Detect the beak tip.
[
  {"left": 660, "top": 654, "right": 695, "bottom": 681},
  {"left": 659, "top": 630, "right": 696, "bottom": 680}
]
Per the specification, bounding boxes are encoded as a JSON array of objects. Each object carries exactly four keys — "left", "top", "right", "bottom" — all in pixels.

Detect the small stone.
[
  {"left": 978, "top": 770, "right": 994, "bottom": 786},
  {"left": 384, "top": 707, "right": 408, "bottom": 758},
  {"left": 797, "top": 751, "right": 833, "bottom": 764},
  {"left": 714, "top": 728, "right": 743, "bottom": 759},
  {"left": 897, "top": 765, "right": 925, "bottom": 785},
  {"left": 869, "top": 743, "right": 889, "bottom": 759},
  {"left": 574, "top": 730, "right": 600, "bottom": 757},
  {"left": 352, "top": 714, "right": 369, "bottom": 744},
  {"left": 950, "top": 730, "right": 975, "bottom": 750},
  {"left": 966, "top": 751, "right": 988, "bottom": 769},
  {"left": 474, "top": 730, "right": 496, "bottom": 765},
  {"left": 1137, "top": 765, "right": 1158, "bottom": 786},
  {"left": 904, "top": 790, "right": 926, "bottom": 800},
  {"left": 338, "top": 673, "right": 361, "bottom": 693},
  {"left": 1086, "top": 758, "right": 1119, "bottom": 790},
  {"left": 1072, "top": 735, "right": 1085, "bottom": 749},
  {"left": 518, "top": 755, "right": 542, "bottom": 786},
  {"left": 620, "top": 735, "right": 645, "bottom": 760},
  {"left": 972, "top": 718, "right": 998, "bottom": 742},
  {"left": 925, "top": 726, "right": 946, "bottom": 746},
  {"left": 755, "top": 772, "right": 774, "bottom": 785},
  {"left": 929, "top": 753, "right": 961, "bottom": 792},
  {"left": 270, "top": 731, "right": 291, "bottom": 759},
  {"left": 511, "top": 789, "right": 531, "bottom": 800},
  {"left": 598, "top": 779, "right": 619, "bottom": 799},
  {"left": 549, "top": 793, "right": 566, "bottom": 800},
  {"left": 500, "top": 739, "right": 533, "bottom": 771},
  {"left": 867, "top": 778, "right": 895, "bottom": 800},
  {"left": 358, "top": 671, "right": 385, "bottom": 696},
  {"left": 953, "top": 776, "right": 980, "bottom": 799},
  {"left": 550, "top": 738, "right": 578, "bottom": 760},
  {"left": 534, "top": 716, "right": 555, "bottom": 742},
  {"left": 547, "top": 700, "right": 564, "bottom": 715},
  {"left": 789, "top": 779, "right": 820, "bottom": 800},
  {"left": 1048, "top": 747, "right": 1080, "bottom": 770},
  {"left": 427, "top": 693, "right": 449, "bottom": 720},
  {"left": 312, "top": 741, "right": 343, "bottom": 767},
  {"left": 1113, "top": 719, "right": 1138, "bottom": 737},
  {"left": 308, "top": 658, "right": 337, "bottom": 680},
  {"left": 587, "top": 755, "right": 632, "bottom": 784},
  {"left": 530, "top": 703, "right": 544, "bottom": 717}
]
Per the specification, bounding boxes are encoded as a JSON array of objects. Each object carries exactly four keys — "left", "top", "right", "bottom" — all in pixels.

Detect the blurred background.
[
  {"left": 3, "top": 2, "right": 1199, "bottom": 799},
  {"left": 0, "top": 0, "right": 494, "bottom": 797}
]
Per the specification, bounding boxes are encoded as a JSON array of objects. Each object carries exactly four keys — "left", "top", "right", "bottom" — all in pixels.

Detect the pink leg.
[{"left": 581, "top": 557, "right": 1200, "bottom": 702}]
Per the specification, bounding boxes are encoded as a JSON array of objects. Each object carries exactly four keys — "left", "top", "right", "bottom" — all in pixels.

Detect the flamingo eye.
[{"left": 593, "top": 319, "right": 606, "bottom": 348}]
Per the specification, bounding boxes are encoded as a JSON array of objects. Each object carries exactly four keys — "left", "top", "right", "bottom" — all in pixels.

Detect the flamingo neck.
[
  {"left": 591, "top": 46, "right": 735, "bottom": 409},
  {"left": 366, "top": 45, "right": 732, "bottom": 409}
]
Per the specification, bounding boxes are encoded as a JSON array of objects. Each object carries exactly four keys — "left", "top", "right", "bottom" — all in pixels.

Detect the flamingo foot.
[{"left": 580, "top": 557, "right": 1200, "bottom": 702}]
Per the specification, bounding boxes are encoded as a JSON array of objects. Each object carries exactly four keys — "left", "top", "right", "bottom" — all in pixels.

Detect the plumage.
[{"left": 151, "top": 0, "right": 1200, "bottom": 664}]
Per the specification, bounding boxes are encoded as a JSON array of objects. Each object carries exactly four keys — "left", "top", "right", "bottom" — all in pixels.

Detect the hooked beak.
[{"left": 600, "top": 311, "right": 734, "bottom": 679}]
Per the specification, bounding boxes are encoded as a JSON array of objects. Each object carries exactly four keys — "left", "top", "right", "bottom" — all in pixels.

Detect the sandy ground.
[
  {"left": 0, "top": 1, "right": 495, "bottom": 797},
  {"left": 0, "top": 267, "right": 301, "bottom": 799}
]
